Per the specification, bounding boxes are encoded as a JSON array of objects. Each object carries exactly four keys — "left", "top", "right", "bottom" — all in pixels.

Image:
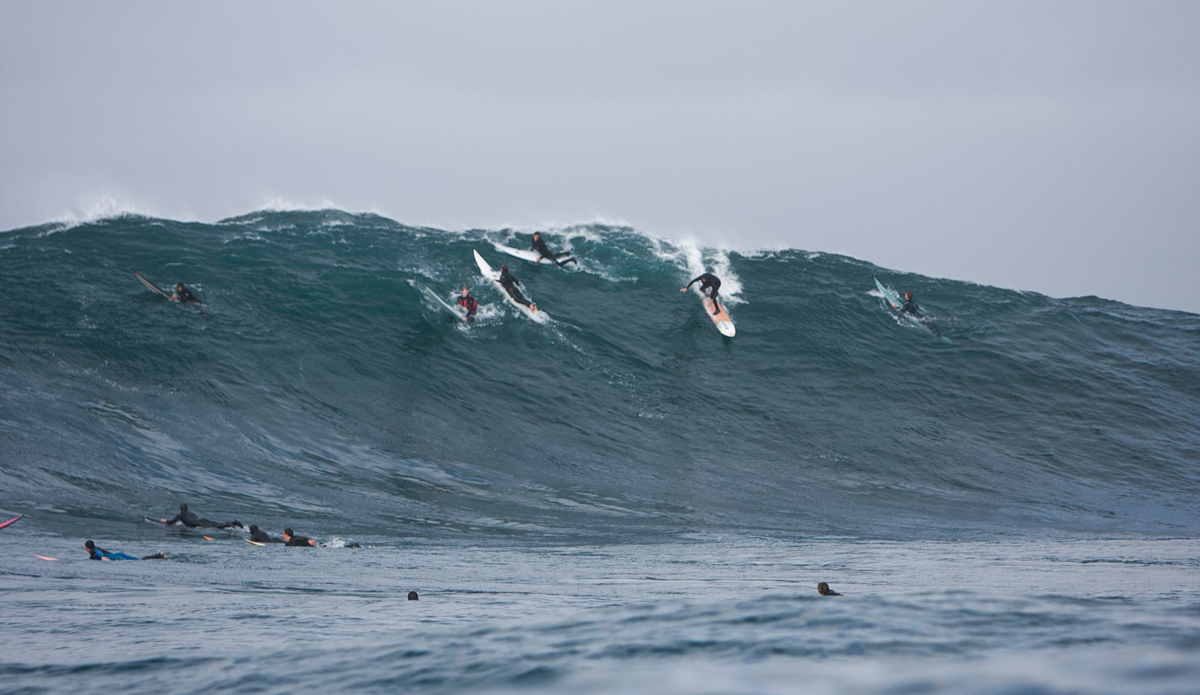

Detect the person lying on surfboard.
[
  {"left": 283, "top": 528, "right": 317, "bottom": 547},
  {"left": 531, "top": 232, "right": 577, "bottom": 267},
  {"left": 901, "top": 291, "right": 921, "bottom": 318},
  {"left": 145, "top": 503, "right": 243, "bottom": 530},
  {"left": 498, "top": 265, "right": 538, "bottom": 312},
  {"left": 85, "top": 540, "right": 166, "bottom": 561},
  {"left": 172, "top": 283, "right": 199, "bottom": 304},
  {"left": 248, "top": 525, "right": 285, "bottom": 544},
  {"left": 680, "top": 273, "right": 723, "bottom": 315},
  {"left": 457, "top": 286, "right": 478, "bottom": 323}
]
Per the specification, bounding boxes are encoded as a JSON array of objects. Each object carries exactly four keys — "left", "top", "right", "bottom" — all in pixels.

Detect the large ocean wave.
[{"left": 2, "top": 209, "right": 1197, "bottom": 541}]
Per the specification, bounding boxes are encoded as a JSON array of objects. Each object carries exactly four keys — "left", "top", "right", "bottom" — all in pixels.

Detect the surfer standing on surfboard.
[
  {"left": 531, "top": 232, "right": 577, "bottom": 267},
  {"left": 498, "top": 265, "right": 538, "bottom": 312},
  {"left": 680, "top": 273, "right": 723, "bottom": 315}
]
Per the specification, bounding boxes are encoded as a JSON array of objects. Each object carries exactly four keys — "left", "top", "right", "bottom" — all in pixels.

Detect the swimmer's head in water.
[
  {"left": 408, "top": 591, "right": 419, "bottom": 600},
  {"left": 817, "top": 582, "right": 841, "bottom": 596},
  {"left": 180, "top": 503, "right": 188, "bottom": 512},
  {"left": 905, "top": 291, "right": 913, "bottom": 300},
  {"left": 85, "top": 540, "right": 95, "bottom": 550},
  {"left": 283, "top": 528, "right": 293, "bottom": 537}
]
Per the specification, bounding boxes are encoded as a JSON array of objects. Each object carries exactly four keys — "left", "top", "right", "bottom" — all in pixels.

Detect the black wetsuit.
[
  {"left": 162, "top": 505, "right": 242, "bottom": 529},
  {"left": 531, "top": 237, "right": 576, "bottom": 267},
  {"left": 685, "top": 273, "right": 722, "bottom": 315},
  {"left": 248, "top": 525, "right": 285, "bottom": 544},
  {"left": 285, "top": 534, "right": 315, "bottom": 547},
  {"left": 902, "top": 298, "right": 920, "bottom": 317},
  {"left": 457, "top": 293, "right": 478, "bottom": 323},
  {"left": 175, "top": 286, "right": 198, "bottom": 303},
  {"left": 498, "top": 268, "right": 534, "bottom": 308}
]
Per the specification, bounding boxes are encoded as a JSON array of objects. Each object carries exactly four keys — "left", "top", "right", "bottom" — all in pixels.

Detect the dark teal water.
[{"left": 2, "top": 210, "right": 1199, "bottom": 694}]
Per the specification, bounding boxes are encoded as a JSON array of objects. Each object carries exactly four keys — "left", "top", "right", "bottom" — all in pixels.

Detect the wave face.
[{"left": 2, "top": 210, "right": 1198, "bottom": 541}]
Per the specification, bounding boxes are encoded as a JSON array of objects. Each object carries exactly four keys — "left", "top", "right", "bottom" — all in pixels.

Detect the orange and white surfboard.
[{"left": 701, "top": 296, "right": 736, "bottom": 337}]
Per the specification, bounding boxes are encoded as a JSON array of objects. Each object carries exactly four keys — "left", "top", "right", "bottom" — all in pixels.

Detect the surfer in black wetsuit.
[
  {"left": 457, "top": 286, "right": 478, "bottom": 323},
  {"left": 172, "top": 283, "right": 199, "bottom": 304},
  {"left": 498, "top": 265, "right": 537, "bottom": 312},
  {"left": 817, "top": 582, "right": 842, "bottom": 596},
  {"left": 282, "top": 528, "right": 317, "bottom": 547},
  {"left": 248, "top": 525, "right": 285, "bottom": 544},
  {"left": 148, "top": 503, "right": 243, "bottom": 530},
  {"left": 85, "top": 540, "right": 166, "bottom": 561},
  {"left": 680, "top": 273, "right": 723, "bottom": 315},
  {"left": 901, "top": 291, "right": 920, "bottom": 318},
  {"left": 531, "top": 232, "right": 577, "bottom": 267}
]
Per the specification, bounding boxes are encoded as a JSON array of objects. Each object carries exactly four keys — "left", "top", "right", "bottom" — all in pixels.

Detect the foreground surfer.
[
  {"left": 901, "top": 291, "right": 921, "bottom": 318},
  {"left": 85, "top": 540, "right": 166, "bottom": 561},
  {"left": 531, "top": 232, "right": 576, "bottom": 267},
  {"left": 145, "top": 503, "right": 243, "bottom": 530},
  {"left": 498, "top": 265, "right": 538, "bottom": 312},
  {"left": 457, "top": 286, "right": 478, "bottom": 323},
  {"left": 248, "top": 525, "right": 285, "bottom": 544},
  {"left": 680, "top": 273, "right": 723, "bottom": 315}
]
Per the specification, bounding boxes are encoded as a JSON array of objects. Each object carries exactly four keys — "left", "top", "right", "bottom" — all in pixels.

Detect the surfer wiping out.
[
  {"left": 85, "top": 540, "right": 166, "bottom": 561},
  {"left": 248, "top": 525, "right": 285, "bottom": 543},
  {"left": 498, "top": 265, "right": 537, "bottom": 312},
  {"left": 681, "top": 273, "right": 723, "bottom": 315},
  {"left": 144, "top": 503, "right": 243, "bottom": 530},
  {"left": 457, "top": 286, "right": 478, "bottom": 323},
  {"left": 531, "top": 232, "right": 577, "bottom": 267}
]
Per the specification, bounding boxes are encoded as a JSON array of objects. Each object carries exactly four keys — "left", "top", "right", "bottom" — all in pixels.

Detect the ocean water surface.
[{"left": 1, "top": 210, "right": 1198, "bottom": 693}]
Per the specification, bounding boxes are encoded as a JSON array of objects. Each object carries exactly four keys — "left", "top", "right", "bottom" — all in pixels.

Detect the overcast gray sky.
[{"left": 2, "top": 1, "right": 1197, "bottom": 312}]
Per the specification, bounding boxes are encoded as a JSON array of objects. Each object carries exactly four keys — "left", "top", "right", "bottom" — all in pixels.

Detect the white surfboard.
[
  {"left": 473, "top": 250, "right": 548, "bottom": 323},
  {"left": 494, "top": 244, "right": 547, "bottom": 264},
  {"left": 419, "top": 285, "right": 468, "bottom": 322}
]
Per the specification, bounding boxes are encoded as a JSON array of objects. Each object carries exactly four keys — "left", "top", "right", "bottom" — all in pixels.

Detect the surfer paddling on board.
[
  {"left": 531, "top": 232, "right": 577, "bottom": 267},
  {"left": 901, "top": 291, "right": 921, "bottom": 318},
  {"left": 172, "top": 283, "right": 199, "bottom": 304},
  {"left": 145, "top": 503, "right": 243, "bottom": 530},
  {"left": 248, "top": 525, "right": 285, "bottom": 544},
  {"left": 85, "top": 540, "right": 166, "bottom": 561},
  {"left": 680, "top": 273, "right": 724, "bottom": 315},
  {"left": 283, "top": 528, "right": 317, "bottom": 547},
  {"left": 498, "top": 265, "right": 537, "bottom": 312},
  {"left": 457, "top": 286, "right": 478, "bottom": 323}
]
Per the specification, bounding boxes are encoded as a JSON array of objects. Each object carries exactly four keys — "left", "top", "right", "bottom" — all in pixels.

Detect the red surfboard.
[{"left": 0, "top": 514, "right": 23, "bottom": 530}]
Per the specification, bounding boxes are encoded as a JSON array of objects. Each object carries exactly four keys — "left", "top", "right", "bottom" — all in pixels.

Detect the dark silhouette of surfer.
[
  {"left": 531, "top": 232, "right": 576, "bottom": 267},
  {"left": 681, "top": 273, "right": 723, "bottom": 315},
  {"left": 172, "top": 283, "right": 199, "bottom": 304},
  {"left": 498, "top": 265, "right": 537, "bottom": 312},
  {"left": 901, "top": 291, "right": 920, "bottom": 318},
  {"left": 144, "top": 503, "right": 242, "bottom": 530},
  {"left": 282, "top": 528, "right": 317, "bottom": 547}
]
